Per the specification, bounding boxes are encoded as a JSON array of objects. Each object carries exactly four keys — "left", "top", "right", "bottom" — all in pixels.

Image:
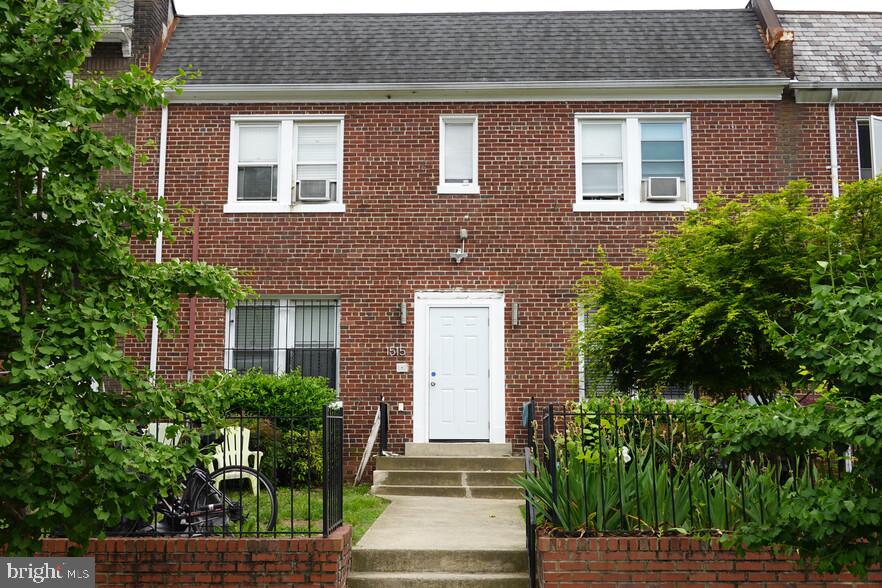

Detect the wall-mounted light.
[
  {"left": 512, "top": 302, "right": 520, "bottom": 327},
  {"left": 399, "top": 301, "right": 407, "bottom": 325},
  {"left": 450, "top": 228, "right": 469, "bottom": 263}
]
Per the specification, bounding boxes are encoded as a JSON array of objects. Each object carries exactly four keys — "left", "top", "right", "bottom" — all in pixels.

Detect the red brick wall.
[
  {"left": 130, "top": 98, "right": 867, "bottom": 476},
  {"left": 37, "top": 526, "right": 351, "bottom": 587},
  {"left": 537, "top": 534, "right": 882, "bottom": 587}
]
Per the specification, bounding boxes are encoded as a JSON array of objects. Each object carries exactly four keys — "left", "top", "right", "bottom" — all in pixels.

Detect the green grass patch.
[{"left": 239, "top": 484, "right": 388, "bottom": 543}]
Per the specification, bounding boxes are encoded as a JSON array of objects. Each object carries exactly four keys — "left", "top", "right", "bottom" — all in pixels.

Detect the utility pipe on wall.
[
  {"left": 829, "top": 87, "right": 840, "bottom": 198},
  {"left": 149, "top": 104, "right": 169, "bottom": 376},
  {"left": 186, "top": 212, "right": 200, "bottom": 383}
]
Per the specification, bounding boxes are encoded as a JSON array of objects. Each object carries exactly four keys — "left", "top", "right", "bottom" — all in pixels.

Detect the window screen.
[
  {"left": 640, "top": 122, "right": 685, "bottom": 179},
  {"left": 295, "top": 124, "right": 339, "bottom": 201},
  {"left": 232, "top": 302, "right": 276, "bottom": 373},
  {"left": 859, "top": 121, "right": 873, "bottom": 180},
  {"left": 581, "top": 123, "right": 624, "bottom": 198},
  {"left": 237, "top": 125, "right": 279, "bottom": 201},
  {"left": 443, "top": 120, "right": 475, "bottom": 184}
]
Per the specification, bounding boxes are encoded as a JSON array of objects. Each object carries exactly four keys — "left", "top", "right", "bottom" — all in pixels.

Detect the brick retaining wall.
[
  {"left": 537, "top": 534, "right": 882, "bottom": 587},
  {"left": 36, "top": 525, "right": 351, "bottom": 587}
]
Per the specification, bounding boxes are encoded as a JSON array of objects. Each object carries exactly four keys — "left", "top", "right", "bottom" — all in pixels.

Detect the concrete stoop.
[
  {"left": 371, "top": 443, "right": 523, "bottom": 500},
  {"left": 348, "top": 549, "right": 529, "bottom": 587}
]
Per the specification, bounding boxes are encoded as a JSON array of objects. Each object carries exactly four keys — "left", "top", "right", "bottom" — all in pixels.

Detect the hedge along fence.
[
  {"left": 36, "top": 526, "right": 352, "bottom": 588},
  {"left": 537, "top": 534, "right": 882, "bottom": 587}
]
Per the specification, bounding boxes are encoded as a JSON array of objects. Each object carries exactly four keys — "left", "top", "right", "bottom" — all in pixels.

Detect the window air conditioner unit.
[
  {"left": 297, "top": 179, "right": 336, "bottom": 203},
  {"left": 645, "top": 177, "right": 681, "bottom": 201}
]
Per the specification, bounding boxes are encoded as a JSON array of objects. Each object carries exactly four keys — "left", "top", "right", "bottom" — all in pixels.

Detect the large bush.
[{"left": 577, "top": 179, "right": 882, "bottom": 402}]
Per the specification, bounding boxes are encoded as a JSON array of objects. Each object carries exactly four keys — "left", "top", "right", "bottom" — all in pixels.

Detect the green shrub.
[
  {"left": 209, "top": 369, "right": 337, "bottom": 419},
  {"left": 189, "top": 370, "right": 335, "bottom": 486}
]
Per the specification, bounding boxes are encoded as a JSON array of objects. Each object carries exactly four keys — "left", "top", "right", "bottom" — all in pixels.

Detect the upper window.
[
  {"left": 857, "top": 117, "right": 882, "bottom": 180},
  {"left": 438, "top": 116, "right": 479, "bottom": 194},
  {"left": 575, "top": 114, "right": 694, "bottom": 212},
  {"left": 226, "top": 116, "right": 344, "bottom": 213},
  {"left": 225, "top": 298, "right": 340, "bottom": 389}
]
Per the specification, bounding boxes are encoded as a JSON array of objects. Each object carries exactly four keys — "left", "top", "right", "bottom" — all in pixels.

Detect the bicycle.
[{"left": 107, "top": 431, "right": 278, "bottom": 536}]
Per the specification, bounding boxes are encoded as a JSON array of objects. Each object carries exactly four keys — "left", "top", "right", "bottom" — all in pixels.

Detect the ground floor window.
[{"left": 224, "top": 298, "right": 340, "bottom": 388}]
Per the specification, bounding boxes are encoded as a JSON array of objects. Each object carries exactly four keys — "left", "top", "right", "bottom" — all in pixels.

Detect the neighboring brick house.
[
  {"left": 81, "top": 0, "right": 175, "bottom": 189},
  {"left": 129, "top": 1, "right": 881, "bottom": 476}
]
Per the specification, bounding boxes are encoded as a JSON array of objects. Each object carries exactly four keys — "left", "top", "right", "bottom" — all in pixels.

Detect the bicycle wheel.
[{"left": 193, "top": 465, "right": 277, "bottom": 535}]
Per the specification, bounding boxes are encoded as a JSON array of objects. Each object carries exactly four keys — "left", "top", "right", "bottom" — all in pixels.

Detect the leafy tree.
[
  {"left": 577, "top": 181, "right": 819, "bottom": 401},
  {"left": 0, "top": 1, "right": 246, "bottom": 554},
  {"left": 781, "top": 179, "right": 882, "bottom": 401}
]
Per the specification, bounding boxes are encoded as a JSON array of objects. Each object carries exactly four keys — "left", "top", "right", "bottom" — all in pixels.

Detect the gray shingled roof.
[
  {"left": 156, "top": 10, "right": 780, "bottom": 86},
  {"left": 780, "top": 12, "right": 882, "bottom": 84}
]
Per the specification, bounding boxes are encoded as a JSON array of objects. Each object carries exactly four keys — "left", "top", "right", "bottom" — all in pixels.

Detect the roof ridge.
[{"left": 174, "top": 8, "right": 753, "bottom": 18}]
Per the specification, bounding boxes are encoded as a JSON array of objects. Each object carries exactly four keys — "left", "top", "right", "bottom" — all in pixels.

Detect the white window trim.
[
  {"left": 225, "top": 115, "right": 345, "bottom": 214},
  {"left": 438, "top": 115, "right": 480, "bottom": 195},
  {"left": 223, "top": 296, "right": 342, "bottom": 391},
  {"left": 573, "top": 113, "right": 696, "bottom": 213}
]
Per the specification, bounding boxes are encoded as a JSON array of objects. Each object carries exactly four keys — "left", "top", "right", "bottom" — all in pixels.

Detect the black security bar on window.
[{"left": 225, "top": 299, "right": 340, "bottom": 389}]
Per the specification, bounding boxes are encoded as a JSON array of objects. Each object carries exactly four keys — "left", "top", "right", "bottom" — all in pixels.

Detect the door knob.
[{"left": 430, "top": 382, "right": 436, "bottom": 387}]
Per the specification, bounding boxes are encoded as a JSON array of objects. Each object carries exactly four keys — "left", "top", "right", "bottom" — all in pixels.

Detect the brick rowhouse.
[{"left": 128, "top": 97, "right": 860, "bottom": 476}]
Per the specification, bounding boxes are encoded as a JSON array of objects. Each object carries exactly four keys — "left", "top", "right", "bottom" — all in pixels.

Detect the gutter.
[
  {"left": 829, "top": 88, "right": 839, "bottom": 198},
  {"left": 168, "top": 78, "right": 790, "bottom": 94},
  {"left": 148, "top": 104, "right": 169, "bottom": 377}
]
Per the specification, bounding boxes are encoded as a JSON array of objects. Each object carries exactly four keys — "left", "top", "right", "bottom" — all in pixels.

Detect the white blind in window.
[
  {"left": 239, "top": 126, "right": 279, "bottom": 163},
  {"left": 581, "top": 123, "right": 622, "bottom": 159},
  {"left": 297, "top": 124, "right": 338, "bottom": 163},
  {"left": 297, "top": 164, "right": 337, "bottom": 181},
  {"left": 444, "top": 122, "right": 474, "bottom": 182}
]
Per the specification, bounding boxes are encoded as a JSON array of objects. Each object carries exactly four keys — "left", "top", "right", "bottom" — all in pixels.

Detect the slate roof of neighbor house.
[
  {"left": 779, "top": 12, "right": 882, "bottom": 84},
  {"left": 156, "top": 10, "right": 781, "bottom": 86}
]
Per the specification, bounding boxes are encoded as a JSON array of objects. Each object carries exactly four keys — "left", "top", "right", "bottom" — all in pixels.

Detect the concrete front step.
[
  {"left": 376, "top": 456, "right": 522, "bottom": 472},
  {"left": 373, "top": 470, "right": 519, "bottom": 487},
  {"left": 405, "top": 442, "right": 513, "bottom": 457},
  {"left": 347, "top": 571, "right": 530, "bottom": 588},
  {"left": 352, "top": 549, "right": 527, "bottom": 574},
  {"left": 371, "top": 484, "right": 522, "bottom": 500}
]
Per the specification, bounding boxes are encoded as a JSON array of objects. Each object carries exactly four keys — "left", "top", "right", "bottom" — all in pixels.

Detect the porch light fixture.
[
  {"left": 450, "top": 227, "right": 468, "bottom": 263},
  {"left": 398, "top": 301, "right": 407, "bottom": 325},
  {"left": 512, "top": 302, "right": 520, "bottom": 327}
]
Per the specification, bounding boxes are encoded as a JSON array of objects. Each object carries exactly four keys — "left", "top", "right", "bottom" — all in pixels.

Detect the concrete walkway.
[
  {"left": 349, "top": 495, "right": 529, "bottom": 587},
  {"left": 356, "top": 495, "right": 524, "bottom": 551}
]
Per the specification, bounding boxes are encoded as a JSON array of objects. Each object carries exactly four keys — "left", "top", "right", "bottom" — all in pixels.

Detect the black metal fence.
[
  {"left": 225, "top": 299, "right": 340, "bottom": 388},
  {"left": 103, "top": 404, "right": 344, "bottom": 538},
  {"left": 525, "top": 402, "right": 837, "bottom": 535}
]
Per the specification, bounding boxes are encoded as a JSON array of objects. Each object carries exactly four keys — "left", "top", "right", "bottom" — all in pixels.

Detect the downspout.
[
  {"left": 829, "top": 88, "right": 840, "bottom": 198},
  {"left": 186, "top": 212, "right": 200, "bottom": 383},
  {"left": 149, "top": 104, "right": 169, "bottom": 376}
]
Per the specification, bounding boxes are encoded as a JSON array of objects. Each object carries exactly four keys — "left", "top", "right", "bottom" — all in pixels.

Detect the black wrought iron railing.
[
  {"left": 524, "top": 403, "right": 840, "bottom": 535},
  {"left": 96, "top": 405, "right": 344, "bottom": 539}
]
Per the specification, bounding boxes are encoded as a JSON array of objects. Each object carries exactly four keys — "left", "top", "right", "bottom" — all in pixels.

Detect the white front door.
[{"left": 428, "top": 306, "right": 490, "bottom": 441}]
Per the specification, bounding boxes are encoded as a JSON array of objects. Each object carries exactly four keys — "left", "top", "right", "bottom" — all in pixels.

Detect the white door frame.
[{"left": 413, "top": 291, "right": 506, "bottom": 443}]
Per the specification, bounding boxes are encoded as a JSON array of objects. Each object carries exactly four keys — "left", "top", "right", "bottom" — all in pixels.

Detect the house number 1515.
[{"left": 386, "top": 344, "right": 406, "bottom": 357}]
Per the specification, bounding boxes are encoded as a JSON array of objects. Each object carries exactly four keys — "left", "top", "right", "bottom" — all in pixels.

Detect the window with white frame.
[
  {"left": 857, "top": 117, "right": 882, "bottom": 180},
  {"left": 226, "top": 116, "right": 344, "bottom": 213},
  {"left": 438, "top": 116, "right": 479, "bottom": 194},
  {"left": 575, "top": 115, "right": 693, "bottom": 211},
  {"left": 225, "top": 299, "right": 340, "bottom": 389}
]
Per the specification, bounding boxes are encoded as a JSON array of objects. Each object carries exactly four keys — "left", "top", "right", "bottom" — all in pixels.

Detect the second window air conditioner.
[
  {"left": 645, "top": 177, "right": 681, "bottom": 201},
  {"left": 297, "top": 179, "right": 337, "bottom": 203}
]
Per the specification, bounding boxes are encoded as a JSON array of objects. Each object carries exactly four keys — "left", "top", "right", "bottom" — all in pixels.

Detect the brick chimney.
[{"left": 750, "top": 0, "right": 795, "bottom": 78}]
